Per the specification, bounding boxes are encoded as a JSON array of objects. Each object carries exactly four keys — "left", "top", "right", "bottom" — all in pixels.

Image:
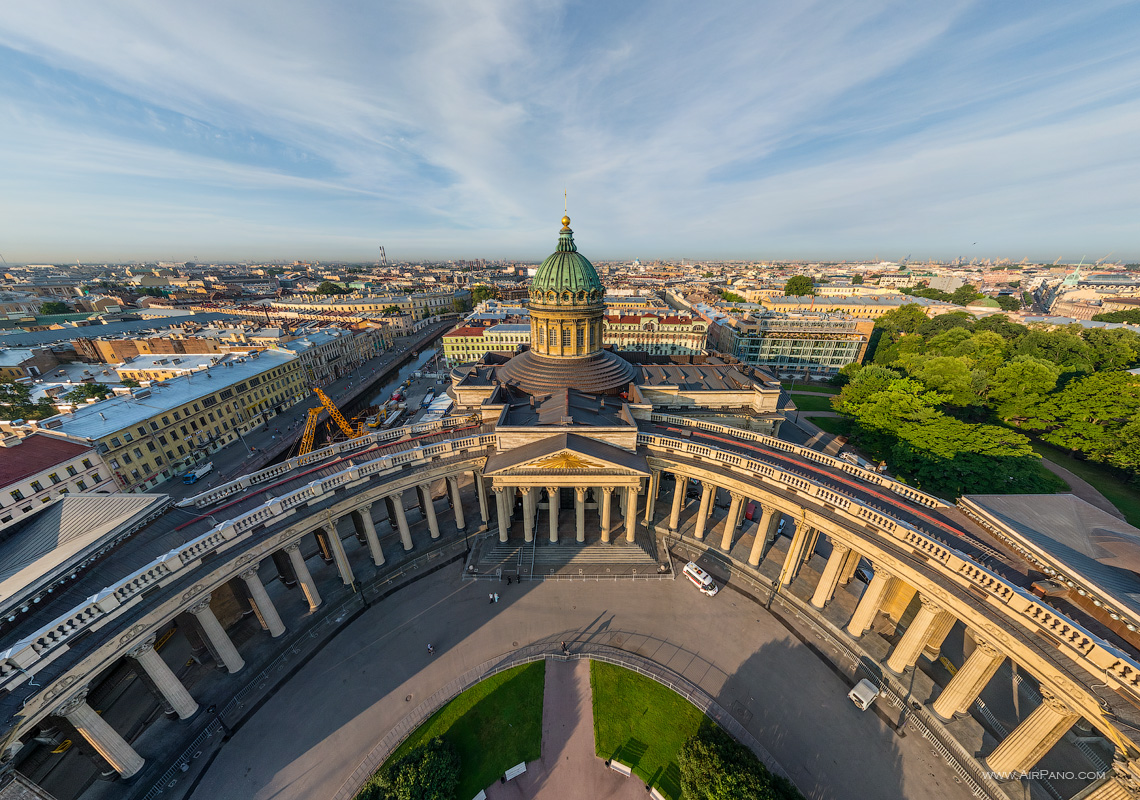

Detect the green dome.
[{"left": 530, "top": 219, "right": 605, "bottom": 301}]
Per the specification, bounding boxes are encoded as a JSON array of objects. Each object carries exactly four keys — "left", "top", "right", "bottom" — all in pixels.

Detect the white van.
[
  {"left": 848, "top": 678, "right": 880, "bottom": 711},
  {"left": 683, "top": 562, "right": 719, "bottom": 597}
]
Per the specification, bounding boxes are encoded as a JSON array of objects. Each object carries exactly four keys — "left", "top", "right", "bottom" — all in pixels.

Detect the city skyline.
[{"left": 2, "top": 2, "right": 1139, "bottom": 262}]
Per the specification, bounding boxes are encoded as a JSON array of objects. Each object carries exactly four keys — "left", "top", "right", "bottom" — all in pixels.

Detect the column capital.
[
  {"left": 492, "top": 485, "right": 508, "bottom": 495},
  {"left": 1039, "top": 687, "right": 1072, "bottom": 714},
  {"left": 602, "top": 486, "right": 615, "bottom": 496},
  {"left": 240, "top": 566, "right": 260, "bottom": 580},
  {"left": 187, "top": 596, "right": 213, "bottom": 615},
  {"left": 283, "top": 542, "right": 301, "bottom": 553},
  {"left": 729, "top": 491, "right": 746, "bottom": 502},
  {"left": 56, "top": 687, "right": 92, "bottom": 717},
  {"left": 520, "top": 486, "right": 533, "bottom": 496},
  {"left": 575, "top": 487, "right": 587, "bottom": 500},
  {"left": 359, "top": 501, "right": 373, "bottom": 512},
  {"left": 969, "top": 634, "right": 1002, "bottom": 659},
  {"left": 917, "top": 594, "right": 943, "bottom": 614},
  {"left": 126, "top": 634, "right": 158, "bottom": 659},
  {"left": 546, "top": 485, "right": 557, "bottom": 493}
]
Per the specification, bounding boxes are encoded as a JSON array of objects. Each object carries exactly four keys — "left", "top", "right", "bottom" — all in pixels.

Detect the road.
[{"left": 190, "top": 570, "right": 975, "bottom": 800}]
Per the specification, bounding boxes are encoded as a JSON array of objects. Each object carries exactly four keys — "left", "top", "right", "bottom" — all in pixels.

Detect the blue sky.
[{"left": 1, "top": 1, "right": 1139, "bottom": 263}]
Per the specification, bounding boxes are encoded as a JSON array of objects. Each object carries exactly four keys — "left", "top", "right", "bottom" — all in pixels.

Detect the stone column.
[
  {"left": 188, "top": 596, "right": 245, "bottom": 674},
  {"left": 495, "top": 487, "right": 510, "bottom": 543},
  {"left": 985, "top": 688, "right": 1080, "bottom": 777},
  {"left": 270, "top": 550, "right": 297, "bottom": 586},
  {"left": 128, "top": 635, "right": 198, "bottom": 719},
  {"left": 420, "top": 485, "right": 440, "bottom": 539},
  {"left": 352, "top": 505, "right": 385, "bottom": 566},
  {"left": 847, "top": 568, "right": 893, "bottom": 637},
  {"left": 575, "top": 487, "right": 586, "bottom": 543},
  {"left": 601, "top": 486, "right": 614, "bottom": 544},
  {"left": 323, "top": 520, "right": 355, "bottom": 585},
  {"left": 285, "top": 543, "right": 322, "bottom": 610},
  {"left": 624, "top": 485, "right": 637, "bottom": 543},
  {"left": 747, "top": 505, "right": 777, "bottom": 566},
  {"left": 838, "top": 548, "right": 861, "bottom": 586},
  {"left": 448, "top": 475, "right": 465, "bottom": 531},
  {"left": 693, "top": 482, "right": 714, "bottom": 541},
  {"left": 521, "top": 487, "right": 535, "bottom": 543},
  {"left": 474, "top": 469, "right": 489, "bottom": 525},
  {"left": 810, "top": 543, "right": 851, "bottom": 609},
  {"left": 643, "top": 470, "right": 659, "bottom": 525},
  {"left": 932, "top": 636, "right": 1005, "bottom": 720},
  {"left": 241, "top": 567, "right": 286, "bottom": 637},
  {"left": 391, "top": 492, "right": 413, "bottom": 550},
  {"left": 720, "top": 492, "right": 744, "bottom": 552},
  {"left": 779, "top": 524, "right": 812, "bottom": 586},
  {"left": 56, "top": 689, "right": 144, "bottom": 778},
  {"left": 922, "top": 610, "right": 958, "bottom": 661},
  {"left": 548, "top": 486, "right": 559, "bottom": 543},
  {"left": 885, "top": 595, "right": 943, "bottom": 674},
  {"left": 668, "top": 475, "right": 688, "bottom": 534}
]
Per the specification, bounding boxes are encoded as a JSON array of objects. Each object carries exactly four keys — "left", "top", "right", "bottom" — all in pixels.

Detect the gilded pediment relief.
[{"left": 525, "top": 451, "right": 606, "bottom": 471}]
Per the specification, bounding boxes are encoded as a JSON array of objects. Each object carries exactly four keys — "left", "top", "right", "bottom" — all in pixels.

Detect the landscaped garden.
[
  {"left": 788, "top": 393, "right": 835, "bottom": 413},
  {"left": 355, "top": 661, "right": 545, "bottom": 800}
]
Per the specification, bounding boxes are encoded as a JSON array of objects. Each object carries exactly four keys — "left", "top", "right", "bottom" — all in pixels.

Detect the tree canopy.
[
  {"left": 470, "top": 284, "right": 499, "bottom": 304},
  {"left": 39, "top": 301, "right": 71, "bottom": 315},
  {"left": 357, "top": 737, "right": 459, "bottom": 800},
  {"left": 783, "top": 276, "right": 815, "bottom": 296},
  {"left": 315, "top": 281, "right": 350, "bottom": 296},
  {"left": 0, "top": 380, "right": 57, "bottom": 421},
  {"left": 721, "top": 291, "right": 746, "bottom": 303},
  {"left": 678, "top": 726, "right": 801, "bottom": 800},
  {"left": 1092, "top": 309, "right": 1140, "bottom": 324},
  {"left": 64, "top": 383, "right": 113, "bottom": 403}
]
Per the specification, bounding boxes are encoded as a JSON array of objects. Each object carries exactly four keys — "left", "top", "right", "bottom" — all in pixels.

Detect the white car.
[{"left": 683, "top": 561, "right": 719, "bottom": 596}]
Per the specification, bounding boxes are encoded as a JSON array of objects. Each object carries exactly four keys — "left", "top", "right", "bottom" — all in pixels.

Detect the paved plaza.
[{"left": 190, "top": 569, "right": 975, "bottom": 800}]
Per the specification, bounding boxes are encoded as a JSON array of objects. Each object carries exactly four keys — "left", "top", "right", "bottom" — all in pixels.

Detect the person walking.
[
  {"left": 427, "top": 644, "right": 435, "bottom": 656},
  {"left": 493, "top": 593, "right": 499, "bottom": 603},
  {"left": 560, "top": 641, "right": 568, "bottom": 654},
  {"left": 489, "top": 593, "right": 494, "bottom": 604}
]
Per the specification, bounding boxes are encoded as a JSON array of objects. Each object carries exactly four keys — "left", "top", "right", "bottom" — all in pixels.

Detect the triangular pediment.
[{"left": 484, "top": 433, "right": 648, "bottom": 476}]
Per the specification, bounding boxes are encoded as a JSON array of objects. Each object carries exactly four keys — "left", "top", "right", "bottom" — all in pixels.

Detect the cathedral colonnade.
[{"left": 6, "top": 441, "right": 1139, "bottom": 794}]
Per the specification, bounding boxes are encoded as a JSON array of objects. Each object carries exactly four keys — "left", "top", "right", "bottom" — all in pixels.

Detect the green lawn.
[
  {"left": 805, "top": 415, "right": 851, "bottom": 436},
  {"left": 591, "top": 661, "right": 711, "bottom": 800},
  {"left": 370, "top": 661, "right": 545, "bottom": 800},
  {"left": 781, "top": 381, "right": 841, "bottom": 394},
  {"left": 1031, "top": 442, "right": 1140, "bottom": 527},
  {"left": 789, "top": 393, "right": 836, "bottom": 413}
]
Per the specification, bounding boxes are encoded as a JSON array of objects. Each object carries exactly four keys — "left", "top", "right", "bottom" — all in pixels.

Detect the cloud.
[{"left": 0, "top": 1, "right": 1137, "bottom": 260}]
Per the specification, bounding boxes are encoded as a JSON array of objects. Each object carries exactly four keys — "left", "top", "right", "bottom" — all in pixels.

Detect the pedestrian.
[
  {"left": 489, "top": 593, "right": 494, "bottom": 604},
  {"left": 561, "top": 641, "right": 568, "bottom": 654},
  {"left": 506, "top": 576, "right": 512, "bottom": 586},
  {"left": 493, "top": 593, "right": 499, "bottom": 603},
  {"left": 427, "top": 643, "right": 435, "bottom": 656}
]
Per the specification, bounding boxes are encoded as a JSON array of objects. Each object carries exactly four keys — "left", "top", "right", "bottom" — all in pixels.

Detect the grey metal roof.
[
  {"left": 0, "top": 493, "right": 168, "bottom": 617},
  {"left": 484, "top": 432, "right": 648, "bottom": 475},
  {"left": 0, "top": 312, "right": 234, "bottom": 347}
]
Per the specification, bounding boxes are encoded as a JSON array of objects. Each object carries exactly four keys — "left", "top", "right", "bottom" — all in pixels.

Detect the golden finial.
[
  {"left": 561, "top": 215, "right": 571, "bottom": 228},
  {"left": 562, "top": 189, "right": 570, "bottom": 228}
]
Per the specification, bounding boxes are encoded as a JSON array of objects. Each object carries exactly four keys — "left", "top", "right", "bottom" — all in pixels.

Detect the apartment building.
[
  {"left": 710, "top": 311, "right": 874, "bottom": 378},
  {"left": 0, "top": 434, "right": 116, "bottom": 529}
]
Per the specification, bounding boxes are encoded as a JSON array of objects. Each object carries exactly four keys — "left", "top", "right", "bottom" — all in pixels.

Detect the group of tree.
[
  {"left": 721, "top": 290, "right": 746, "bottom": 303},
  {"left": 470, "top": 284, "right": 499, "bottom": 304},
  {"left": 832, "top": 305, "right": 1140, "bottom": 494},
  {"left": 64, "top": 383, "right": 113, "bottom": 403},
  {"left": 355, "top": 737, "right": 459, "bottom": 800},
  {"left": 39, "top": 301, "right": 71, "bottom": 315},
  {"left": 782, "top": 276, "right": 815, "bottom": 296},
  {"left": 903, "top": 282, "right": 987, "bottom": 306},
  {"left": 678, "top": 726, "right": 802, "bottom": 800},
  {"left": 0, "top": 379, "right": 57, "bottom": 421},
  {"left": 314, "top": 281, "right": 351, "bottom": 296},
  {"left": 1093, "top": 309, "right": 1140, "bottom": 324}
]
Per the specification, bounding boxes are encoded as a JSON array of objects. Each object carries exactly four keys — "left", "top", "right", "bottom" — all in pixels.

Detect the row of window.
[{"left": 9, "top": 468, "right": 103, "bottom": 503}]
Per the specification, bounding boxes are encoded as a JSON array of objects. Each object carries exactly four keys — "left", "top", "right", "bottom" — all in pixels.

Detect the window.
[
  {"left": 149, "top": 421, "right": 159, "bottom": 431},
  {"left": 162, "top": 416, "right": 170, "bottom": 425},
  {"left": 562, "top": 329, "right": 571, "bottom": 347},
  {"left": 81, "top": 458, "right": 93, "bottom": 469},
  {"left": 110, "top": 437, "right": 121, "bottom": 448},
  {"left": 130, "top": 470, "right": 140, "bottom": 481},
  {"left": 132, "top": 448, "right": 143, "bottom": 459},
  {"left": 31, "top": 480, "right": 43, "bottom": 492},
  {"left": 123, "top": 432, "right": 133, "bottom": 443},
  {"left": 173, "top": 411, "right": 180, "bottom": 421},
  {"left": 137, "top": 427, "right": 146, "bottom": 437},
  {"left": 49, "top": 473, "right": 60, "bottom": 484},
  {"left": 110, "top": 459, "right": 120, "bottom": 469},
  {"left": 147, "top": 441, "right": 156, "bottom": 452},
  {"left": 9, "top": 490, "right": 23, "bottom": 501},
  {"left": 122, "top": 453, "right": 133, "bottom": 464},
  {"left": 177, "top": 445, "right": 185, "bottom": 455},
  {"left": 158, "top": 435, "right": 168, "bottom": 445},
  {"left": 91, "top": 472, "right": 101, "bottom": 482},
  {"left": 577, "top": 328, "right": 584, "bottom": 348},
  {"left": 76, "top": 480, "right": 87, "bottom": 491}
]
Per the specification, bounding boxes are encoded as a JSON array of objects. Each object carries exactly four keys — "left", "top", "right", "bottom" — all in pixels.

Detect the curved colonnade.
[{"left": 2, "top": 415, "right": 1139, "bottom": 797}]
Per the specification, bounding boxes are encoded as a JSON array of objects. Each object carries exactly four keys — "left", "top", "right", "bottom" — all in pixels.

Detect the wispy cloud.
[{"left": 0, "top": 1, "right": 1137, "bottom": 261}]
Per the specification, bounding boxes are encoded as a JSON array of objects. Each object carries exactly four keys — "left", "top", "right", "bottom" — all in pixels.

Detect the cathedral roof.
[{"left": 530, "top": 217, "right": 605, "bottom": 297}]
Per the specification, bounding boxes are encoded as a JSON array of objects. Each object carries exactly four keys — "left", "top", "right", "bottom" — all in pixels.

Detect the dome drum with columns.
[{"left": 496, "top": 215, "right": 635, "bottom": 393}]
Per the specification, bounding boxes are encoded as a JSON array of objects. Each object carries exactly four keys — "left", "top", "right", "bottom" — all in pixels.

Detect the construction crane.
[
  {"left": 314, "top": 387, "right": 363, "bottom": 438},
  {"left": 378, "top": 245, "right": 388, "bottom": 266},
  {"left": 299, "top": 407, "right": 322, "bottom": 455}
]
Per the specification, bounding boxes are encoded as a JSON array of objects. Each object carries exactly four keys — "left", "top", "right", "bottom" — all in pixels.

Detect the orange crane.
[
  {"left": 313, "top": 387, "right": 363, "bottom": 438},
  {"left": 299, "top": 407, "right": 322, "bottom": 455}
]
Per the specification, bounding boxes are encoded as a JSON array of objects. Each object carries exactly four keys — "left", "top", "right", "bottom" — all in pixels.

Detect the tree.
[
  {"left": 950, "top": 284, "right": 984, "bottom": 306},
  {"left": 995, "top": 295, "right": 1020, "bottom": 311},
  {"left": 678, "top": 726, "right": 801, "bottom": 800},
  {"left": 64, "top": 383, "right": 113, "bottom": 403},
  {"left": 381, "top": 305, "right": 402, "bottom": 315},
  {"left": 874, "top": 304, "right": 928, "bottom": 336},
  {"left": 973, "top": 314, "right": 1028, "bottom": 342},
  {"left": 986, "top": 356, "right": 1060, "bottom": 423},
  {"left": 0, "top": 379, "right": 56, "bottom": 421},
  {"left": 1012, "top": 329, "right": 1093, "bottom": 374},
  {"left": 1082, "top": 327, "right": 1140, "bottom": 372},
  {"left": 898, "top": 355, "right": 979, "bottom": 407},
  {"left": 783, "top": 276, "right": 815, "bottom": 296},
  {"left": 315, "top": 281, "right": 349, "bottom": 296},
  {"left": 121, "top": 378, "right": 140, "bottom": 388},
  {"left": 39, "top": 301, "right": 70, "bottom": 315},
  {"left": 1023, "top": 372, "right": 1140, "bottom": 467},
  {"left": 852, "top": 275, "right": 864, "bottom": 285},
  {"left": 721, "top": 291, "right": 746, "bottom": 303},
  {"left": 357, "top": 737, "right": 459, "bottom": 800}
]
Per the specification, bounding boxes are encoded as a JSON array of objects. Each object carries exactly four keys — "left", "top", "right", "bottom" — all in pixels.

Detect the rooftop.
[{"left": 0, "top": 434, "right": 94, "bottom": 488}]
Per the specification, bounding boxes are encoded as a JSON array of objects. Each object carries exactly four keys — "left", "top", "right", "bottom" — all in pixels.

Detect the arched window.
[{"left": 562, "top": 328, "right": 572, "bottom": 348}]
